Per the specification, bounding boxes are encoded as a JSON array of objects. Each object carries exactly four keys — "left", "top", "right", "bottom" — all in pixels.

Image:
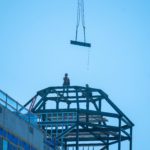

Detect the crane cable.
[
  {"left": 76, "top": 0, "right": 90, "bottom": 71},
  {"left": 76, "top": 0, "right": 86, "bottom": 42}
]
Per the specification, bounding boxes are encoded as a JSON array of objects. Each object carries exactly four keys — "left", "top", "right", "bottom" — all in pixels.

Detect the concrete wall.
[{"left": 0, "top": 104, "right": 44, "bottom": 150}]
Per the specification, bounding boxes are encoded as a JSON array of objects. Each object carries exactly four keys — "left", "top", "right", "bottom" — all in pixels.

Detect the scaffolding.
[{"left": 24, "top": 85, "right": 134, "bottom": 150}]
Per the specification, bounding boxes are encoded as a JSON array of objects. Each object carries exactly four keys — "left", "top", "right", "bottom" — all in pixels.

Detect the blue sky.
[{"left": 0, "top": 0, "right": 150, "bottom": 149}]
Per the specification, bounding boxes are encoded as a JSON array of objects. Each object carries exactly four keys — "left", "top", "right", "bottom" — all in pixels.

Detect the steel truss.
[{"left": 24, "top": 85, "right": 134, "bottom": 150}]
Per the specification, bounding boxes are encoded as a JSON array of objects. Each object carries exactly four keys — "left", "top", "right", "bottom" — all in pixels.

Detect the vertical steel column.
[
  {"left": 99, "top": 99, "right": 102, "bottom": 125},
  {"left": 106, "top": 138, "right": 109, "bottom": 150},
  {"left": 76, "top": 123, "right": 79, "bottom": 150},
  {"left": 51, "top": 113, "right": 53, "bottom": 140},
  {"left": 67, "top": 86, "right": 69, "bottom": 97},
  {"left": 130, "top": 127, "right": 133, "bottom": 150},
  {"left": 56, "top": 101, "right": 59, "bottom": 110},
  {"left": 56, "top": 112, "right": 58, "bottom": 138},
  {"left": 99, "top": 99, "right": 102, "bottom": 112},
  {"left": 67, "top": 102, "right": 70, "bottom": 109},
  {"left": 61, "top": 112, "right": 64, "bottom": 150},
  {"left": 64, "top": 141, "right": 67, "bottom": 150},
  {"left": 118, "top": 117, "right": 121, "bottom": 150},
  {"left": 76, "top": 89, "right": 79, "bottom": 150},
  {"left": 86, "top": 89, "right": 89, "bottom": 127}
]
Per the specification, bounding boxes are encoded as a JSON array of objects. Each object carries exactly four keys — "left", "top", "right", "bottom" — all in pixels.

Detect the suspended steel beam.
[{"left": 70, "top": 40, "right": 91, "bottom": 48}]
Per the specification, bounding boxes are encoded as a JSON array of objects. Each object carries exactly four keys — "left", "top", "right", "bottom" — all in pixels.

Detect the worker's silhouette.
[
  {"left": 63, "top": 73, "right": 70, "bottom": 86},
  {"left": 82, "top": 84, "right": 92, "bottom": 97}
]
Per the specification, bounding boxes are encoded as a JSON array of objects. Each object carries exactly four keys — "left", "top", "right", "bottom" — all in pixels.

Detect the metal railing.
[{"left": 0, "top": 89, "right": 37, "bottom": 126}]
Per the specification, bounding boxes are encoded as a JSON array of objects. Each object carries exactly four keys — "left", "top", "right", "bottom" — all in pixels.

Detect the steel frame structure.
[{"left": 24, "top": 85, "right": 134, "bottom": 150}]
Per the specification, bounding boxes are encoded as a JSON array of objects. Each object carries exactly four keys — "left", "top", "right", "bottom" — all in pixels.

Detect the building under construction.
[{"left": 22, "top": 85, "right": 134, "bottom": 150}]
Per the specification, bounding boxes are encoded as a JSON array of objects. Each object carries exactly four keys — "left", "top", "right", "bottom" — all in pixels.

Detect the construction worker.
[
  {"left": 63, "top": 73, "right": 70, "bottom": 86},
  {"left": 82, "top": 84, "right": 92, "bottom": 97},
  {"left": 86, "top": 84, "right": 92, "bottom": 97}
]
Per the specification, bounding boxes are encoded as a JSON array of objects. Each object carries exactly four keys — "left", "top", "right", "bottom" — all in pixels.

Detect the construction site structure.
[{"left": 24, "top": 85, "right": 134, "bottom": 150}]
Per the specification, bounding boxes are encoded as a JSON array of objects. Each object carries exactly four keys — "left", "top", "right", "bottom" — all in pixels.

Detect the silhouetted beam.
[
  {"left": 108, "top": 138, "right": 129, "bottom": 145},
  {"left": 63, "top": 136, "right": 128, "bottom": 141},
  {"left": 67, "top": 143, "right": 104, "bottom": 147},
  {"left": 35, "top": 109, "right": 119, "bottom": 118},
  {"left": 47, "top": 127, "right": 121, "bottom": 135},
  {"left": 70, "top": 40, "right": 91, "bottom": 47},
  {"left": 67, "top": 139, "right": 130, "bottom": 147},
  {"left": 38, "top": 121, "right": 76, "bottom": 125}
]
